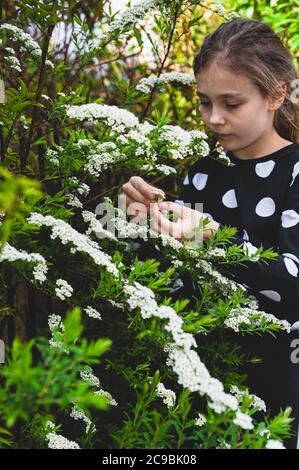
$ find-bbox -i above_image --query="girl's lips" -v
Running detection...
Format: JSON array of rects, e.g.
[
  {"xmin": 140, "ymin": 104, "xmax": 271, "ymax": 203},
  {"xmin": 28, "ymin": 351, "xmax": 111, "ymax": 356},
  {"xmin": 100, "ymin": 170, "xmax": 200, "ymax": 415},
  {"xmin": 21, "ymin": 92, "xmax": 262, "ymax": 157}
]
[{"xmin": 216, "ymin": 133, "xmax": 233, "ymax": 139}]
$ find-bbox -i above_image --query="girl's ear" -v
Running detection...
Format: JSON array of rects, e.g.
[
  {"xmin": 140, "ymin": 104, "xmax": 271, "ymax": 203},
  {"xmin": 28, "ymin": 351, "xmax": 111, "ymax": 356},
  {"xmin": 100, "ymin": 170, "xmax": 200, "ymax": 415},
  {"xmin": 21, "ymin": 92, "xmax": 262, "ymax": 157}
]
[{"xmin": 268, "ymin": 81, "xmax": 287, "ymax": 111}]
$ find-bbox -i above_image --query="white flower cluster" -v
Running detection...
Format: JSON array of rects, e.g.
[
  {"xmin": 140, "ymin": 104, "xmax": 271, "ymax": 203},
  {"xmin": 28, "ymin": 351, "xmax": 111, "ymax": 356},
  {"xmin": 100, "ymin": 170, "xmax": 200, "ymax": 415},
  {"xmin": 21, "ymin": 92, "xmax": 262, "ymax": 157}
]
[
  {"xmin": 195, "ymin": 258, "xmax": 247, "ymax": 297},
  {"xmin": 4, "ymin": 55, "xmax": 21, "ymax": 73},
  {"xmin": 80, "ymin": 367, "xmax": 118, "ymax": 405},
  {"xmin": 212, "ymin": 146, "xmax": 235, "ymax": 167},
  {"xmin": 55, "ymin": 278, "xmax": 73, "ymax": 301},
  {"xmin": 233, "ymin": 410, "xmax": 254, "ymax": 430},
  {"xmin": 48, "ymin": 314, "xmax": 65, "ymax": 332},
  {"xmin": 95, "ymin": 389, "xmax": 118, "ymax": 406},
  {"xmin": 156, "ymin": 164, "xmax": 177, "ymax": 175},
  {"xmin": 136, "ymin": 72, "xmax": 196, "ymax": 94},
  {"xmin": 82, "ymin": 210, "xmax": 117, "ymax": 241},
  {"xmin": 66, "ymin": 103, "xmax": 211, "ymax": 173},
  {"xmin": 80, "ymin": 368, "xmax": 101, "ymax": 387},
  {"xmin": 224, "ymin": 306, "xmax": 291, "ymax": 333},
  {"xmin": 117, "ymin": 129, "xmax": 153, "ymax": 159},
  {"xmin": 45, "ymin": 148, "xmax": 60, "ymax": 166},
  {"xmin": 107, "ymin": 0, "xmax": 161, "ymax": 34},
  {"xmin": 66, "ymin": 130, "xmax": 153, "ymax": 177},
  {"xmin": 66, "ymin": 103, "xmax": 139, "ymax": 132},
  {"xmin": 70, "ymin": 405, "xmax": 93, "ymax": 434},
  {"xmin": 67, "ymin": 177, "xmax": 90, "ymax": 197},
  {"xmin": 0, "ymin": 242, "xmax": 48, "ymax": 283},
  {"xmin": 45, "ymin": 421, "xmax": 80, "ymax": 449},
  {"xmin": 67, "ymin": 194, "xmax": 83, "ymax": 209},
  {"xmin": 0, "ymin": 23, "xmax": 53, "ymax": 67},
  {"xmin": 265, "ymin": 439, "xmax": 286, "ymax": 449},
  {"xmin": 153, "ymin": 125, "xmax": 209, "ymax": 160},
  {"xmin": 84, "ymin": 306, "xmax": 102, "ymax": 320},
  {"xmin": 27, "ymin": 212, "xmax": 119, "ymax": 277},
  {"xmin": 48, "ymin": 313, "xmax": 67, "ymax": 351},
  {"xmin": 204, "ymin": 247, "xmax": 227, "ymax": 260},
  {"xmin": 230, "ymin": 385, "xmax": 266, "ymax": 413},
  {"xmin": 141, "ymin": 163, "xmax": 177, "ymax": 175},
  {"xmin": 123, "ymin": 281, "xmax": 243, "ymax": 417},
  {"xmin": 82, "ymin": 141, "xmax": 125, "ymax": 178},
  {"xmin": 112, "ymin": 212, "xmax": 150, "ymax": 241},
  {"xmin": 112, "ymin": 206, "xmax": 185, "ymax": 249},
  {"xmin": 77, "ymin": 183, "xmax": 90, "ymax": 196},
  {"xmin": 195, "ymin": 413, "xmax": 207, "ymax": 427},
  {"xmin": 156, "ymin": 382, "xmax": 176, "ymax": 408}
]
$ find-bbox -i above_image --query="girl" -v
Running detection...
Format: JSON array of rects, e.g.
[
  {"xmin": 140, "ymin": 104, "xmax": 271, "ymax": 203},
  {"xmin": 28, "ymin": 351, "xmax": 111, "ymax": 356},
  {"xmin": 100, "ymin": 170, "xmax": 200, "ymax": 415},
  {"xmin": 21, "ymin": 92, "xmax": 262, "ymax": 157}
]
[{"xmin": 121, "ymin": 18, "xmax": 299, "ymax": 448}]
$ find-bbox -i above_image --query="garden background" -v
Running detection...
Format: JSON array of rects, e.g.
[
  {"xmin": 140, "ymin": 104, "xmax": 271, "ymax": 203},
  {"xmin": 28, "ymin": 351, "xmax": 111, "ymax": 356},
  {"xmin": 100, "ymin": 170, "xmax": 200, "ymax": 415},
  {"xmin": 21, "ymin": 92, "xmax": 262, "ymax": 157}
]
[{"xmin": 0, "ymin": 0, "xmax": 298, "ymax": 449}]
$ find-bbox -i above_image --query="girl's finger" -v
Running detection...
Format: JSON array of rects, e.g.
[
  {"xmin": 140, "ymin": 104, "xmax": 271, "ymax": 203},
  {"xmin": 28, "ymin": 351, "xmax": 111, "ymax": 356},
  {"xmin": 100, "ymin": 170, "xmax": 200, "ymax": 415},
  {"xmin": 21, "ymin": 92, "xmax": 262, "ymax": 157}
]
[
  {"xmin": 152, "ymin": 203, "xmax": 174, "ymax": 237},
  {"xmin": 129, "ymin": 176, "xmax": 158, "ymax": 201},
  {"xmin": 158, "ymin": 201, "xmax": 184, "ymax": 216},
  {"xmin": 127, "ymin": 200, "xmax": 148, "ymax": 221},
  {"xmin": 119, "ymin": 193, "xmax": 132, "ymax": 213},
  {"xmin": 151, "ymin": 202, "xmax": 161, "ymax": 234},
  {"xmin": 122, "ymin": 182, "xmax": 152, "ymax": 208}
]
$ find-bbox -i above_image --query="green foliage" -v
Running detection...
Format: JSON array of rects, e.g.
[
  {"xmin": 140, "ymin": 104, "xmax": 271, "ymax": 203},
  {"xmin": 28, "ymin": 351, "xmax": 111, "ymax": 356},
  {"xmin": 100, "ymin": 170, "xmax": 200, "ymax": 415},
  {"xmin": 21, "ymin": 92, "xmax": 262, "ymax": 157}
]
[
  {"xmin": 0, "ymin": 0, "xmax": 297, "ymax": 450},
  {"xmin": 0, "ymin": 307, "xmax": 110, "ymax": 447}
]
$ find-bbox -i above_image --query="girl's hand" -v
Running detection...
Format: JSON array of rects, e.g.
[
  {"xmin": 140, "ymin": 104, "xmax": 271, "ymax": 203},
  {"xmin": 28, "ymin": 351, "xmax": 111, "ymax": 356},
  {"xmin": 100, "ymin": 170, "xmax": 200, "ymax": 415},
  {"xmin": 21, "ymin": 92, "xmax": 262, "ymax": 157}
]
[
  {"xmin": 152, "ymin": 201, "xmax": 220, "ymax": 243},
  {"xmin": 120, "ymin": 176, "xmax": 164, "ymax": 223}
]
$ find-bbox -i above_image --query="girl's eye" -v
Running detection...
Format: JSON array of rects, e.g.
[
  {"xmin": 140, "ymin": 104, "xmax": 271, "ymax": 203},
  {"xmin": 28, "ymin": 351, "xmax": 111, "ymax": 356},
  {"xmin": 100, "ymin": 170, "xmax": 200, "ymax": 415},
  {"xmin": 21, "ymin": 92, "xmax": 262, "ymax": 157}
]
[{"xmin": 200, "ymin": 102, "xmax": 240, "ymax": 109}]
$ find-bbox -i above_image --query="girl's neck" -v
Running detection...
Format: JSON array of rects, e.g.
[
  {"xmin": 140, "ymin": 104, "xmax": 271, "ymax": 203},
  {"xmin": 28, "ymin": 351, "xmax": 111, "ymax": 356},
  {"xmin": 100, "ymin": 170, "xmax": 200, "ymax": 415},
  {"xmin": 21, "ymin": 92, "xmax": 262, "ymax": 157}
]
[{"xmin": 231, "ymin": 130, "xmax": 293, "ymax": 160}]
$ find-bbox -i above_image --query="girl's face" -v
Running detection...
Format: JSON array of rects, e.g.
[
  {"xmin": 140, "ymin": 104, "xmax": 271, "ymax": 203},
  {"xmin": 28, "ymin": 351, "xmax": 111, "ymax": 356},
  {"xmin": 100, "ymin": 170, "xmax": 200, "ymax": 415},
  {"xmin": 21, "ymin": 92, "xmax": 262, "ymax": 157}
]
[{"xmin": 196, "ymin": 61, "xmax": 280, "ymax": 155}]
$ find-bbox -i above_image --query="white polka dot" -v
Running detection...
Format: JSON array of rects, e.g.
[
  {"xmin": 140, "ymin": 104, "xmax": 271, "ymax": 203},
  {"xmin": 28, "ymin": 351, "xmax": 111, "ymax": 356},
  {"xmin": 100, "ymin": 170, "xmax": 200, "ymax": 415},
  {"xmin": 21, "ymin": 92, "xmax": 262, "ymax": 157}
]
[
  {"xmin": 290, "ymin": 162, "xmax": 299, "ymax": 186},
  {"xmin": 222, "ymin": 189, "xmax": 238, "ymax": 208},
  {"xmin": 255, "ymin": 197, "xmax": 276, "ymax": 217},
  {"xmin": 282, "ymin": 252, "xmax": 299, "ymax": 264},
  {"xmin": 283, "ymin": 257, "xmax": 298, "ymax": 277},
  {"xmin": 183, "ymin": 174, "xmax": 189, "ymax": 185},
  {"xmin": 281, "ymin": 209, "xmax": 299, "ymax": 228},
  {"xmin": 255, "ymin": 160, "xmax": 275, "ymax": 178},
  {"xmin": 243, "ymin": 229, "xmax": 249, "ymax": 241},
  {"xmin": 243, "ymin": 241, "xmax": 260, "ymax": 262},
  {"xmin": 192, "ymin": 172, "xmax": 208, "ymax": 191},
  {"xmin": 259, "ymin": 290, "xmax": 281, "ymax": 302},
  {"xmin": 174, "ymin": 199, "xmax": 184, "ymax": 206}
]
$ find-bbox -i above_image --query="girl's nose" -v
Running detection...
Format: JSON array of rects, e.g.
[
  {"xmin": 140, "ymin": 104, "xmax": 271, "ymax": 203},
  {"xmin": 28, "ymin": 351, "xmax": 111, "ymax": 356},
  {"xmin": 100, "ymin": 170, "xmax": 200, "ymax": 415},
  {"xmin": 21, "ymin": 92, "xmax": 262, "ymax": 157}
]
[{"xmin": 208, "ymin": 108, "xmax": 225, "ymax": 126}]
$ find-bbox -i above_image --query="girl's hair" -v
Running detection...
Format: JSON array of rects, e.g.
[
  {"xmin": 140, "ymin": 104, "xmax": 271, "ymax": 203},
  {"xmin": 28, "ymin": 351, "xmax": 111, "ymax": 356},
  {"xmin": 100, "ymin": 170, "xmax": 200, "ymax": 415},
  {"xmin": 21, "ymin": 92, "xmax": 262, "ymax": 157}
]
[{"xmin": 193, "ymin": 18, "xmax": 299, "ymax": 143}]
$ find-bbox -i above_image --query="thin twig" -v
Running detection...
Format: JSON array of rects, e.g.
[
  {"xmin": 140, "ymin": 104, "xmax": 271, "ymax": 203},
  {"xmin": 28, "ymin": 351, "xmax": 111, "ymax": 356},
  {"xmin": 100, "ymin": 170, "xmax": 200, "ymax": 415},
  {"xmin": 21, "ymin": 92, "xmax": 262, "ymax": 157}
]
[
  {"xmin": 22, "ymin": 23, "xmax": 55, "ymax": 168},
  {"xmin": 140, "ymin": 4, "xmax": 180, "ymax": 121}
]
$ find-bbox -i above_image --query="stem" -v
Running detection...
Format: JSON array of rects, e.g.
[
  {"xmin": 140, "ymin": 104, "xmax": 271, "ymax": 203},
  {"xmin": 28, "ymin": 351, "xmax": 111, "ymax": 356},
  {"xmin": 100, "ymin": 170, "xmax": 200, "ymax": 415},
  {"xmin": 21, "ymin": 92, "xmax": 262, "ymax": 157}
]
[
  {"xmin": 140, "ymin": 4, "xmax": 180, "ymax": 121},
  {"xmin": 22, "ymin": 23, "xmax": 55, "ymax": 167}
]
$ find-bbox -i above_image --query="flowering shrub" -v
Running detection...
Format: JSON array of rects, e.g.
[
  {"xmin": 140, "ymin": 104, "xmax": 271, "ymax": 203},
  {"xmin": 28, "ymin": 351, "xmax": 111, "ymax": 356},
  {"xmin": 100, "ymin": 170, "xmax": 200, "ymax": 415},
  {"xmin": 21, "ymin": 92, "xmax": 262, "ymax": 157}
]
[{"xmin": 0, "ymin": 0, "xmax": 297, "ymax": 449}]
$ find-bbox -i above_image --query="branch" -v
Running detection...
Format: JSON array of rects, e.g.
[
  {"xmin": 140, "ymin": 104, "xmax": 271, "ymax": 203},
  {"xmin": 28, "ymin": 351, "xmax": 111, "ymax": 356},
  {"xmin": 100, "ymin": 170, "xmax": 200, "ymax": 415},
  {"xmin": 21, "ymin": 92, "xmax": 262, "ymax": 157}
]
[
  {"xmin": 22, "ymin": 23, "xmax": 55, "ymax": 169},
  {"xmin": 140, "ymin": 4, "xmax": 180, "ymax": 121}
]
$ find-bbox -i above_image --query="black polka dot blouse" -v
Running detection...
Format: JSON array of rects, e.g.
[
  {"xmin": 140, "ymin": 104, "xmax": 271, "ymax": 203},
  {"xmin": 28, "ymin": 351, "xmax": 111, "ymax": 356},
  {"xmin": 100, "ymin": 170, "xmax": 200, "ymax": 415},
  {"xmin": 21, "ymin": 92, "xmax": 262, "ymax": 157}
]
[{"xmin": 177, "ymin": 142, "xmax": 299, "ymax": 326}]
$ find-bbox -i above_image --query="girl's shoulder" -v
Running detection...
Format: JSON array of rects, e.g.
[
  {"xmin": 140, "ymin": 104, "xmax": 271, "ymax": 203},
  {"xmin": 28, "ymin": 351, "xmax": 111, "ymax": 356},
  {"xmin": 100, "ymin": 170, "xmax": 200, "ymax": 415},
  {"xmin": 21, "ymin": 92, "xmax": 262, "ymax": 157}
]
[{"xmin": 184, "ymin": 143, "xmax": 299, "ymax": 179}]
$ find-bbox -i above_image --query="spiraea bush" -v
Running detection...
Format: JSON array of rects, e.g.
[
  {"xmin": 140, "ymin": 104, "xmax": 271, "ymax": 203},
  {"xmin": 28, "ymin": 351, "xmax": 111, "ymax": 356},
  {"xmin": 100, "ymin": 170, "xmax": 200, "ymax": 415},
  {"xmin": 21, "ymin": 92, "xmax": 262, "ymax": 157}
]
[{"xmin": 0, "ymin": 0, "xmax": 297, "ymax": 449}]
